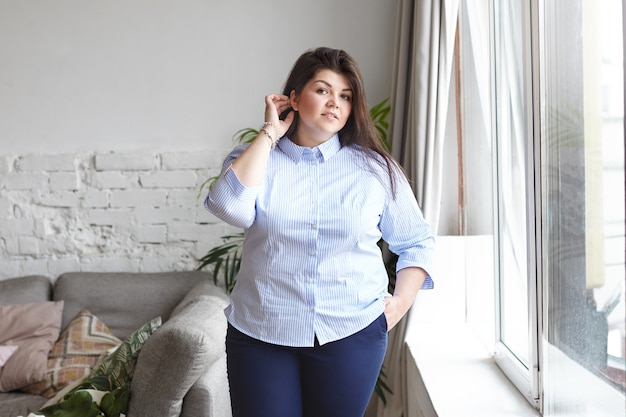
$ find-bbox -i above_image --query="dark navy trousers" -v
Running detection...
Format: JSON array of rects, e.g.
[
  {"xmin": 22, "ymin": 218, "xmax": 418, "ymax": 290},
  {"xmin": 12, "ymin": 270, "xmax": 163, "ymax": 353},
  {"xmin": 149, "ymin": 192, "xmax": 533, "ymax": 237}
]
[{"xmin": 226, "ymin": 314, "xmax": 388, "ymax": 417}]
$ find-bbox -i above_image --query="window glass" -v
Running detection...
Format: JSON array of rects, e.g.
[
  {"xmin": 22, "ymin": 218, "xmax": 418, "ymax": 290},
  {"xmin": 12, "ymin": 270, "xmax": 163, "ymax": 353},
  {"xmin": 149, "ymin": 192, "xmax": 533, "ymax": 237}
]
[
  {"xmin": 493, "ymin": 0, "xmax": 530, "ymax": 366},
  {"xmin": 542, "ymin": 0, "xmax": 625, "ymax": 414},
  {"xmin": 456, "ymin": 0, "xmax": 495, "ymax": 348}
]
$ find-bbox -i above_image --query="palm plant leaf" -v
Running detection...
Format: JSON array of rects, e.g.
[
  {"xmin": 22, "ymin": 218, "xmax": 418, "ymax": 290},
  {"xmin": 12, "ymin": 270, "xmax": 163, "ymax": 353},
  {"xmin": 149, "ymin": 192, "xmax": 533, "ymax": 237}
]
[
  {"xmin": 369, "ymin": 98, "xmax": 391, "ymax": 151},
  {"xmin": 234, "ymin": 127, "xmax": 260, "ymax": 144},
  {"xmin": 373, "ymin": 366, "xmax": 393, "ymax": 405},
  {"xmin": 196, "ymin": 233, "xmax": 244, "ymax": 291}
]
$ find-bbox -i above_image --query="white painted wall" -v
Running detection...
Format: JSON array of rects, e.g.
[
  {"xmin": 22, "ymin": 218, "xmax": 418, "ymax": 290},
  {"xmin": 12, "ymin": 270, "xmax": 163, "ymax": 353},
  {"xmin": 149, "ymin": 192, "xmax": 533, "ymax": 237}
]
[
  {"xmin": 0, "ymin": 0, "xmax": 397, "ymax": 154},
  {"xmin": 0, "ymin": 1, "xmax": 399, "ymax": 280}
]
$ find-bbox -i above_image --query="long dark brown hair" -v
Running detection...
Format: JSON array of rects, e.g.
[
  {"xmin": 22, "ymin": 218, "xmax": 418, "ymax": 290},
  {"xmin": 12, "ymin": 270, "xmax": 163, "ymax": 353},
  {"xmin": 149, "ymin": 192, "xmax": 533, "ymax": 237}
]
[{"xmin": 281, "ymin": 47, "xmax": 401, "ymax": 196}]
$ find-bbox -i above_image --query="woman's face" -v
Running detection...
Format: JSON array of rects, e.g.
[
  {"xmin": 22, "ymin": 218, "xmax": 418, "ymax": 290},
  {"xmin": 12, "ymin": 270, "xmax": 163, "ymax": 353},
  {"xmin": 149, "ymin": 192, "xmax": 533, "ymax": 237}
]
[{"xmin": 290, "ymin": 69, "xmax": 353, "ymax": 147}]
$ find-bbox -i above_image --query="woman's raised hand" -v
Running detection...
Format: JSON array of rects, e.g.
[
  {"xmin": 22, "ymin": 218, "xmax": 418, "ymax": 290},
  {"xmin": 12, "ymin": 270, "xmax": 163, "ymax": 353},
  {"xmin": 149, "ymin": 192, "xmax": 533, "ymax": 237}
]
[{"xmin": 264, "ymin": 94, "xmax": 295, "ymax": 138}]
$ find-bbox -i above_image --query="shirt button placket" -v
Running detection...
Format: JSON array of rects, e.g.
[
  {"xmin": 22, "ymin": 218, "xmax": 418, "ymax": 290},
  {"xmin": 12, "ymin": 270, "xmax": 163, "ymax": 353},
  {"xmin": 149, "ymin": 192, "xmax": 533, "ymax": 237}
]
[{"xmin": 305, "ymin": 150, "xmax": 320, "ymax": 314}]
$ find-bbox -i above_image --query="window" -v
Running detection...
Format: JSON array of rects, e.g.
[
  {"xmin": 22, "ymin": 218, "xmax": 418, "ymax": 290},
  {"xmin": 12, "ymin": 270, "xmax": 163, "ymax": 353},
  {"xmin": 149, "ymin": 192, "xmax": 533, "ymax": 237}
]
[{"xmin": 456, "ymin": 0, "xmax": 625, "ymax": 414}]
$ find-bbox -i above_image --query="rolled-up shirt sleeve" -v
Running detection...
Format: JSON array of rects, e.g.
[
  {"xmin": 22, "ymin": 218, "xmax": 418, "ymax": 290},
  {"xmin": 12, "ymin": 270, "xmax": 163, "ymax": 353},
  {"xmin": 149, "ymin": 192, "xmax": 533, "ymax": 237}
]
[
  {"xmin": 379, "ymin": 175, "xmax": 436, "ymax": 290},
  {"xmin": 204, "ymin": 145, "xmax": 259, "ymax": 229}
]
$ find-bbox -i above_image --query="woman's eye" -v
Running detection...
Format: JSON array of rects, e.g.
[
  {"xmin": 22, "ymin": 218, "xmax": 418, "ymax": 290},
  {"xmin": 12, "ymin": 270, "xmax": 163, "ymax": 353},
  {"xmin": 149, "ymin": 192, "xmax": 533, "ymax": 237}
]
[
  {"xmin": 342, "ymin": 95, "xmax": 352, "ymax": 101},
  {"xmin": 317, "ymin": 89, "xmax": 328, "ymax": 94}
]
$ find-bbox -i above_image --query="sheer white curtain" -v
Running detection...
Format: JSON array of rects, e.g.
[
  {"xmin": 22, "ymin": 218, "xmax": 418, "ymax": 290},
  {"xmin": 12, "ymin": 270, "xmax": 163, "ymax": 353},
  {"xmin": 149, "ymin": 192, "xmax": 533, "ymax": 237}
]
[{"xmin": 366, "ymin": 1, "xmax": 459, "ymax": 416}]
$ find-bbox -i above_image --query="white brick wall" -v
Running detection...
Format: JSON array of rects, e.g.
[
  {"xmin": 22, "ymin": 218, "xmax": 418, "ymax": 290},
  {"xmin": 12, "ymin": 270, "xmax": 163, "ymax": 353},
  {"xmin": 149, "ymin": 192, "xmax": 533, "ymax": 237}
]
[{"xmin": 0, "ymin": 151, "xmax": 229, "ymax": 280}]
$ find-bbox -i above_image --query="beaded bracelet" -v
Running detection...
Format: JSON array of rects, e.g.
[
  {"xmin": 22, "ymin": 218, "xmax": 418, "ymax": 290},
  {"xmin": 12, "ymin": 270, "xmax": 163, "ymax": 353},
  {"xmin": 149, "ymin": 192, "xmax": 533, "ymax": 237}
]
[
  {"xmin": 260, "ymin": 128, "xmax": 277, "ymax": 149},
  {"xmin": 260, "ymin": 122, "xmax": 279, "ymax": 149}
]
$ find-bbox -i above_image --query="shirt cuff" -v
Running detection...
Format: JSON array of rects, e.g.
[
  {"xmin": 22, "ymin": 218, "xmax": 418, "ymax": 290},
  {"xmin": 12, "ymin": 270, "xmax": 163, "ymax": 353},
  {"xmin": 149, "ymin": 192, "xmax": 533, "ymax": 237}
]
[{"xmin": 396, "ymin": 259, "xmax": 435, "ymax": 290}]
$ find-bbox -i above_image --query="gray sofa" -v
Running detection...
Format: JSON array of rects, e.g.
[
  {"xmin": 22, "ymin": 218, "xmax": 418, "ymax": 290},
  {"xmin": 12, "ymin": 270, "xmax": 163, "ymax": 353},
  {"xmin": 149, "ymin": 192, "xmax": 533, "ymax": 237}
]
[{"xmin": 0, "ymin": 271, "xmax": 232, "ymax": 417}]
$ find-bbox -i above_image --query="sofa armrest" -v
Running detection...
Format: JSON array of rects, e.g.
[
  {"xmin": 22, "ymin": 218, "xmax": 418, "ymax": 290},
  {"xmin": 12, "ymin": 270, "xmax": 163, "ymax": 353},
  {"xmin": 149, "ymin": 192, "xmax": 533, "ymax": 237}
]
[
  {"xmin": 180, "ymin": 354, "xmax": 231, "ymax": 417},
  {"xmin": 127, "ymin": 285, "xmax": 229, "ymax": 417}
]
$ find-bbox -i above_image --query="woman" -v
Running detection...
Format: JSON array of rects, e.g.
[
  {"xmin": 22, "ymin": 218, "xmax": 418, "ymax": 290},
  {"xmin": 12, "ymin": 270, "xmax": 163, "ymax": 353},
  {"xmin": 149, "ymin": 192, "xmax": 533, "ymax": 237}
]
[{"xmin": 205, "ymin": 47, "xmax": 434, "ymax": 417}]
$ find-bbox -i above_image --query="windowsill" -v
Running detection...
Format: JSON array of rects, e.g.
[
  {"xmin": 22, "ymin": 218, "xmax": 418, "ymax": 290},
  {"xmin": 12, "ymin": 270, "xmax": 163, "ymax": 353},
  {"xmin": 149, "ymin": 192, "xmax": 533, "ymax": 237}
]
[{"xmin": 405, "ymin": 322, "xmax": 541, "ymax": 417}]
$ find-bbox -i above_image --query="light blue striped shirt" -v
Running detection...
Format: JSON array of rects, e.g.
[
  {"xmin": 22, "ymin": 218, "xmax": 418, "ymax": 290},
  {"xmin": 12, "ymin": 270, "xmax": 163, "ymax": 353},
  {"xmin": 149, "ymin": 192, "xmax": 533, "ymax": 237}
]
[{"xmin": 205, "ymin": 134, "xmax": 435, "ymax": 347}]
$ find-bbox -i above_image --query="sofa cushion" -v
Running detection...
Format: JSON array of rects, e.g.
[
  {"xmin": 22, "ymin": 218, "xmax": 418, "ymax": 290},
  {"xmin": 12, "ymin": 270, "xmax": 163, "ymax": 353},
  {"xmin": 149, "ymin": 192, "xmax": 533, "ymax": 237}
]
[
  {"xmin": 0, "ymin": 301, "xmax": 64, "ymax": 392},
  {"xmin": 0, "ymin": 391, "xmax": 48, "ymax": 417},
  {"xmin": 128, "ymin": 281, "xmax": 229, "ymax": 417},
  {"xmin": 0, "ymin": 276, "xmax": 51, "ymax": 306},
  {"xmin": 53, "ymin": 272, "xmax": 210, "ymax": 339},
  {"xmin": 23, "ymin": 309, "xmax": 122, "ymax": 398}
]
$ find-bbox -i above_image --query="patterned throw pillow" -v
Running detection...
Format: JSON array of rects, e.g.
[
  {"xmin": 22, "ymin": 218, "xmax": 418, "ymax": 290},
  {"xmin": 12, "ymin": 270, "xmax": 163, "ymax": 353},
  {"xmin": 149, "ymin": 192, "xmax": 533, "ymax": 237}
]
[
  {"xmin": 37, "ymin": 317, "xmax": 162, "ymax": 417},
  {"xmin": 23, "ymin": 309, "xmax": 122, "ymax": 398}
]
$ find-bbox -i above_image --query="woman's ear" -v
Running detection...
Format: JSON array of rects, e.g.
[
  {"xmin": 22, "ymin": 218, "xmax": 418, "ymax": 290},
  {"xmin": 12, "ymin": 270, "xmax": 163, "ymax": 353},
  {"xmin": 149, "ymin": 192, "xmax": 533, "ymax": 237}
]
[{"xmin": 289, "ymin": 90, "xmax": 299, "ymax": 111}]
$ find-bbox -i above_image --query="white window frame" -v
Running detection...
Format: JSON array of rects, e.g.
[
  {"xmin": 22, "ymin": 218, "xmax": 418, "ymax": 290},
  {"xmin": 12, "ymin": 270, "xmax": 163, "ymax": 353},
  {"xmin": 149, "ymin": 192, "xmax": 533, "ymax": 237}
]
[{"xmin": 490, "ymin": 0, "xmax": 542, "ymax": 408}]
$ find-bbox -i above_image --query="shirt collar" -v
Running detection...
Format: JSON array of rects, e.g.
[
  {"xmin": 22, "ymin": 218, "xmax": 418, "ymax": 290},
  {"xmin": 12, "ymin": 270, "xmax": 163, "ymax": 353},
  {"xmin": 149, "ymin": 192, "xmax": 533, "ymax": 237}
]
[{"xmin": 278, "ymin": 134, "xmax": 341, "ymax": 163}]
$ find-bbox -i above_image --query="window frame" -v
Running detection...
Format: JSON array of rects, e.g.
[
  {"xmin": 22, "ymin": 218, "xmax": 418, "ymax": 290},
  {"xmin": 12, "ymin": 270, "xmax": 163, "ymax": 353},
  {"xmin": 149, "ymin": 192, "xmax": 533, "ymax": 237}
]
[{"xmin": 490, "ymin": 0, "xmax": 542, "ymax": 409}]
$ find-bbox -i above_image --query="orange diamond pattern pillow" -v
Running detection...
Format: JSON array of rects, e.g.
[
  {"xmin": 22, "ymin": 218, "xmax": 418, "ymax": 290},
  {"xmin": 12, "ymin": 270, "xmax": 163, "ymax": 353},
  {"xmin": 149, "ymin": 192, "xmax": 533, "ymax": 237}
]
[{"xmin": 23, "ymin": 309, "xmax": 122, "ymax": 398}]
